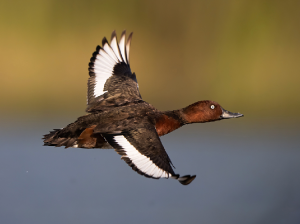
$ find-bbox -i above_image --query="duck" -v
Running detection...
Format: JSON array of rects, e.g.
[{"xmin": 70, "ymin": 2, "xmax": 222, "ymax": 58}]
[{"xmin": 43, "ymin": 30, "xmax": 243, "ymax": 186}]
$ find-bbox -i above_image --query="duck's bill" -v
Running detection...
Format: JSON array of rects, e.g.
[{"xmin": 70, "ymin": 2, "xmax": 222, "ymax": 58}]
[{"xmin": 221, "ymin": 108, "xmax": 244, "ymax": 119}]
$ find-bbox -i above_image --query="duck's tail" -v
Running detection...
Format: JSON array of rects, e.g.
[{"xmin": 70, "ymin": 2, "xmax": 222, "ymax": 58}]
[
  {"xmin": 43, "ymin": 129, "xmax": 78, "ymax": 148},
  {"xmin": 43, "ymin": 126, "xmax": 113, "ymax": 149}
]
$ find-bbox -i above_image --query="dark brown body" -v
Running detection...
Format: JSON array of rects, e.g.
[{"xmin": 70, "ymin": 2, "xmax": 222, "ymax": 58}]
[
  {"xmin": 44, "ymin": 100, "xmax": 231, "ymax": 149},
  {"xmin": 44, "ymin": 101, "xmax": 188, "ymax": 149}
]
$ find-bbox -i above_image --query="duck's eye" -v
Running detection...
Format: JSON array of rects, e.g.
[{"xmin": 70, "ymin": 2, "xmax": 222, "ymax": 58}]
[{"xmin": 210, "ymin": 105, "xmax": 215, "ymax": 109}]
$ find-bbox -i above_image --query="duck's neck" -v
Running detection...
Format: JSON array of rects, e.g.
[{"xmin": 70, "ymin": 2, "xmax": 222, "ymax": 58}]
[
  {"xmin": 155, "ymin": 102, "xmax": 214, "ymax": 136},
  {"xmin": 155, "ymin": 109, "xmax": 186, "ymax": 136}
]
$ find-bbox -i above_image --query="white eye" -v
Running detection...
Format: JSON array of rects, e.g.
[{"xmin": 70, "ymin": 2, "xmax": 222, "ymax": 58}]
[{"xmin": 210, "ymin": 105, "xmax": 215, "ymax": 109}]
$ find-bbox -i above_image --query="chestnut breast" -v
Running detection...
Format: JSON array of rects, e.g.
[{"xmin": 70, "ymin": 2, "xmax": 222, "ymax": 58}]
[{"xmin": 155, "ymin": 114, "xmax": 182, "ymax": 136}]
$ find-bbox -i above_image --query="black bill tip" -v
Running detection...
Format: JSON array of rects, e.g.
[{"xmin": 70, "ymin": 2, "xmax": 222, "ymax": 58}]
[{"xmin": 221, "ymin": 108, "xmax": 244, "ymax": 119}]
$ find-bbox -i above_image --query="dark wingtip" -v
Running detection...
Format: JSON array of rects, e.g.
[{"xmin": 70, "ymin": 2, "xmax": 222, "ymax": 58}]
[
  {"xmin": 178, "ymin": 175, "xmax": 196, "ymax": 185},
  {"xmin": 111, "ymin": 30, "xmax": 117, "ymax": 41},
  {"xmin": 102, "ymin": 37, "xmax": 108, "ymax": 46},
  {"xmin": 96, "ymin": 45, "xmax": 101, "ymax": 52},
  {"xmin": 121, "ymin": 30, "xmax": 126, "ymax": 37},
  {"xmin": 127, "ymin": 32, "xmax": 133, "ymax": 44}
]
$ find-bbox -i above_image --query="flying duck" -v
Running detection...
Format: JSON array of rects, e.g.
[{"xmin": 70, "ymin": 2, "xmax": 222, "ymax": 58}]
[{"xmin": 43, "ymin": 30, "xmax": 243, "ymax": 185}]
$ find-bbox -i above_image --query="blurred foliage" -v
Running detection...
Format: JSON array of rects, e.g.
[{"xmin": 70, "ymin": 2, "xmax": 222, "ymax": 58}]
[{"xmin": 1, "ymin": 0, "xmax": 299, "ymax": 119}]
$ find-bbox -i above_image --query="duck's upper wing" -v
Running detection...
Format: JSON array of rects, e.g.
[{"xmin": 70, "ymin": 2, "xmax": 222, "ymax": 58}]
[
  {"xmin": 100, "ymin": 122, "xmax": 196, "ymax": 185},
  {"xmin": 87, "ymin": 31, "xmax": 142, "ymax": 113}
]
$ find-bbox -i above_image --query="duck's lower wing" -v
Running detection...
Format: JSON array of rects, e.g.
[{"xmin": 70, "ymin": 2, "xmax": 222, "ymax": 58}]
[{"xmin": 102, "ymin": 124, "xmax": 196, "ymax": 185}]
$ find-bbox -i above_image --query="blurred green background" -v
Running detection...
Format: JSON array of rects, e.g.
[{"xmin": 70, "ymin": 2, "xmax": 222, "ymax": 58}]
[
  {"xmin": 1, "ymin": 0, "xmax": 299, "ymax": 120},
  {"xmin": 1, "ymin": 1, "xmax": 300, "ymax": 224}
]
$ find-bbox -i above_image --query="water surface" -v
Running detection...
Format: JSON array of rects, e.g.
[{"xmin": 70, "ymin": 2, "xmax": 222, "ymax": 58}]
[{"xmin": 0, "ymin": 118, "xmax": 299, "ymax": 224}]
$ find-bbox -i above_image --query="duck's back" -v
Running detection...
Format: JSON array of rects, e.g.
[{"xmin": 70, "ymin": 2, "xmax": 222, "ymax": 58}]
[{"xmin": 43, "ymin": 101, "xmax": 157, "ymax": 149}]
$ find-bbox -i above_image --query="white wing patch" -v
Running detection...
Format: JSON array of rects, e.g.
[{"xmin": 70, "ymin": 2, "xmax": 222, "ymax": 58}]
[
  {"xmin": 92, "ymin": 48, "xmax": 116, "ymax": 97},
  {"xmin": 126, "ymin": 33, "xmax": 133, "ymax": 66},
  {"xmin": 90, "ymin": 31, "xmax": 132, "ymax": 99},
  {"xmin": 113, "ymin": 135, "xmax": 170, "ymax": 179},
  {"xmin": 119, "ymin": 31, "xmax": 127, "ymax": 64},
  {"xmin": 110, "ymin": 35, "xmax": 123, "ymax": 62}
]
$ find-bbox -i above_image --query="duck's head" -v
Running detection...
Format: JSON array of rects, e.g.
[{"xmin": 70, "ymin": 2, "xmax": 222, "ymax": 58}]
[{"xmin": 182, "ymin": 100, "xmax": 243, "ymax": 124}]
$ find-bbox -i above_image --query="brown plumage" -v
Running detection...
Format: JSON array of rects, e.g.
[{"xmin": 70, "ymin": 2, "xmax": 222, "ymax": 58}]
[
  {"xmin": 43, "ymin": 31, "xmax": 243, "ymax": 185},
  {"xmin": 155, "ymin": 114, "xmax": 182, "ymax": 137}
]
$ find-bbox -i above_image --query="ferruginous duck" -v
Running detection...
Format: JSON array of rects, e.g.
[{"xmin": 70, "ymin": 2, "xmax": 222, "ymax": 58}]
[{"xmin": 43, "ymin": 31, "xmax": 243, "ymax": 185}]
